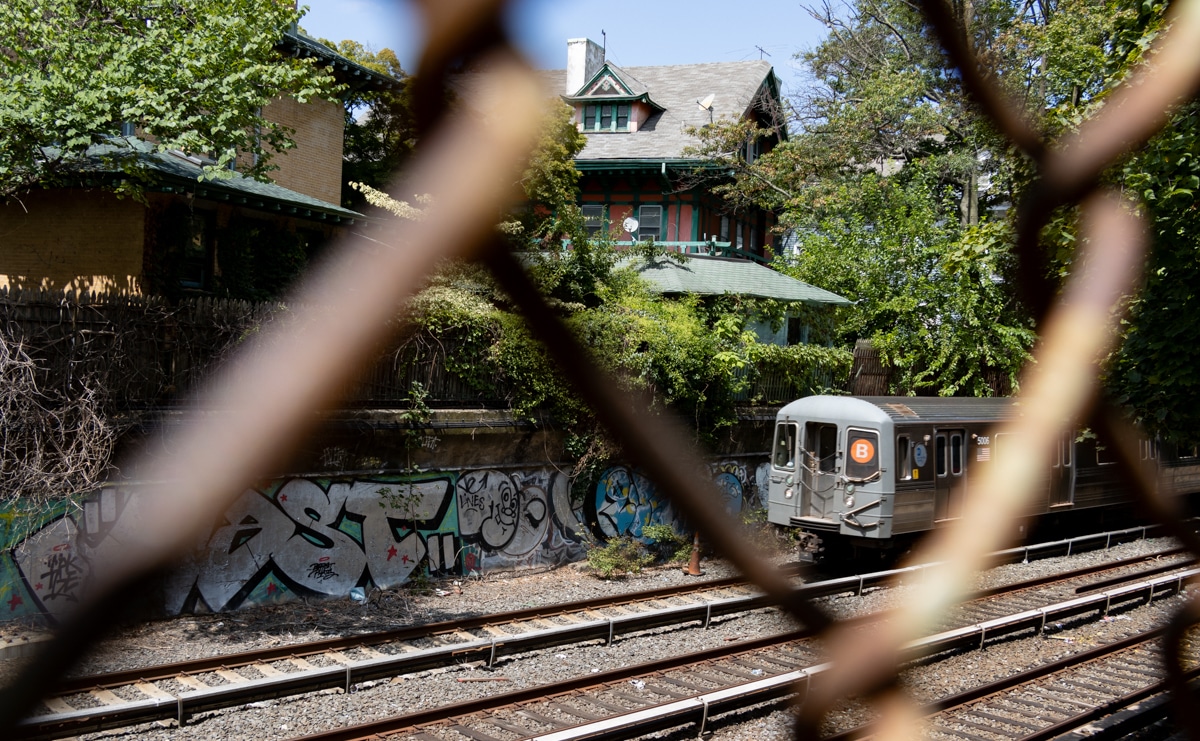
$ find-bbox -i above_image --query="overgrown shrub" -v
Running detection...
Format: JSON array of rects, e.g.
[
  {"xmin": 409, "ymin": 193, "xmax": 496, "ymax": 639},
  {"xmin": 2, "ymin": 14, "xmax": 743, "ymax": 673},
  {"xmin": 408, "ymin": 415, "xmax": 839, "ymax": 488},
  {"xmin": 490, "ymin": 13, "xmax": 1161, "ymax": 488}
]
[
  {"xmin": 642, "ymin": 523, "xmax": 693, "ymax": 563},
  {"xmin": 585, "ymin": 536, "xmax": 654, "ymax": 578}
]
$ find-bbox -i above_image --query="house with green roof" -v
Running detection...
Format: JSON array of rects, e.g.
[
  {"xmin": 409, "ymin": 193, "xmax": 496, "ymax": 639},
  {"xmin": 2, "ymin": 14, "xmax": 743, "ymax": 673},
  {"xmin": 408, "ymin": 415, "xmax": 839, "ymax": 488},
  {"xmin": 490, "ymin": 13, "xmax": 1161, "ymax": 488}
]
[
  {"xmin": 0, "ymin": 31, "xmax": 396, "ymax": 298},
  {"xmin": 630, "ymin": 254, "xmax": 850, "ymax": 345},
  {"xmin": 542, "ymin": 38, "xmax": 785, "ymax": 261}
]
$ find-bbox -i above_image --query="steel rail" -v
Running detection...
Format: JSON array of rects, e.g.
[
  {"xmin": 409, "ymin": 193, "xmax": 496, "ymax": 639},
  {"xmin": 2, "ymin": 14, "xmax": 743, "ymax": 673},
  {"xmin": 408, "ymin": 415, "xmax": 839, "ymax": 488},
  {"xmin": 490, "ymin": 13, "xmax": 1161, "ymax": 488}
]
[
  {"xmin": 48, "ymin": 568, "xmax": 791, "ymax": 693},
  {"xmin": 15, "ymin": 547, "xmax": 1189, "ymax": 739},
  {"xmin": 278, "ymin": 568, "xmax": 1200, "ymax": 741},
  {"xmin": 45, "ymin": 538, "xmax": 1182, "ymax": 694},
  {"xmin": 822, "ymin": 628, "xmax": 1175, "ymax": 741}
]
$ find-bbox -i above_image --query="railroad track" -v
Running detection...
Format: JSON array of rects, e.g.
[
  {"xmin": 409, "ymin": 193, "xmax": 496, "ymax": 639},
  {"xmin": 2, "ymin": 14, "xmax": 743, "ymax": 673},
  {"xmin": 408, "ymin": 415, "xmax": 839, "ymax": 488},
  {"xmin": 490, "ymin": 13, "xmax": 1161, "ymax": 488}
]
[
  {"xmin": 15, "ymin": 538, "xmax": 1192, "ymax": 739},
  {"xmin": 828, "ymin": 629, "xmax": 1200, "ymax": 741},
  {"xmin": 280, "ymin": 567, "xmax": 1200, "ymax": 741}
]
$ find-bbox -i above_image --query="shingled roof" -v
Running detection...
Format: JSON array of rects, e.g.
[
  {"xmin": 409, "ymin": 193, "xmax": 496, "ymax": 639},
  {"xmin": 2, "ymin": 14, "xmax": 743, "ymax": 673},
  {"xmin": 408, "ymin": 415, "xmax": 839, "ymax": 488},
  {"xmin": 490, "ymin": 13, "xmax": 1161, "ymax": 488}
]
[
  {"xmin": 628, "ymin": 255, "xmax": 851, "ymax": 306},
  {"xmin": 538, "ymin": 59, "xmax": 778, "ymax": 162},
  {"xmin": 57, "ymin": 137, "xmax": 361, "ymax": 223}
]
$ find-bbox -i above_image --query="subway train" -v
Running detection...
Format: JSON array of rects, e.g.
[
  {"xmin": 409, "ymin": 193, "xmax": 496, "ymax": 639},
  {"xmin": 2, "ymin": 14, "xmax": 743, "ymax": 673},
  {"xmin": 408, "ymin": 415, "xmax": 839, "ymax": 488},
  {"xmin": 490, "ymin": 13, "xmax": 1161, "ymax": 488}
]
[{"xmin": 766, "ymin": 395, "xmax": 1200, "ymax": 559}]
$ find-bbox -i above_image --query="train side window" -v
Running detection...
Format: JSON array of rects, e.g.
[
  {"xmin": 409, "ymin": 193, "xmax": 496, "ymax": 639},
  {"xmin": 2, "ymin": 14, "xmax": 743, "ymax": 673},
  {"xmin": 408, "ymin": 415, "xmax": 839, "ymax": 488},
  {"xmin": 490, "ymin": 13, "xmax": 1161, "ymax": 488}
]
[
  {"xmin": 1061, "ymin": 435, "xmax": 1073, "ymax": 468},
  {"xmin": 950, "ymin": 433, "xmax": 964, "ymax": 476},
  {"xmin": 773, "ymin": 423, "xmax": 798, "ymax": 470},
  {"xmin": 994, "ymin": 433, "xmax": 1012, "ymax": 463},
  {"xmin": 1140, "ymin": 439, "xmax": 1158, "ymax": 461},
  {"xmin": 936, "ymin": 434, "xmax": 947, "ymax": 477},
  {"xmin": 1181, "ymin": 446, "xmax": 1198, "ymax": 460},
  {"xmin": 896, "ymin": 435, "xmax": 912, "ymax": 481},
  {"xmin": 1097, "ymin": 445, "xmax": 1116, "ymax": 465}
]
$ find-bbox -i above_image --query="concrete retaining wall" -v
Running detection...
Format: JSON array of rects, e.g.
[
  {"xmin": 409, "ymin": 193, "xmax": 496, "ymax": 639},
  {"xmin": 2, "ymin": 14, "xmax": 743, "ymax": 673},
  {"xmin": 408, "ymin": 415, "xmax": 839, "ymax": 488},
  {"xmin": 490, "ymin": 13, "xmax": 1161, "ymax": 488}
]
[{"xmin": 0, "ymin": 409, "xmax": 774, "ymax": 624}]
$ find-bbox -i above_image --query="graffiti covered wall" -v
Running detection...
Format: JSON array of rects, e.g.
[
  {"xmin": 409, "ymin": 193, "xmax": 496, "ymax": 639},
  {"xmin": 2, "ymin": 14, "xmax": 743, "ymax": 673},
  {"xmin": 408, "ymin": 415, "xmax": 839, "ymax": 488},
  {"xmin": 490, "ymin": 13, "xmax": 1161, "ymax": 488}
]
[
  {"xmin": 0, "ymin": 458, "xmax": 767, "ymax": 622},
  {"xmin": 586, "ymin": 459, "xmax": 767, "ymax": 539}
]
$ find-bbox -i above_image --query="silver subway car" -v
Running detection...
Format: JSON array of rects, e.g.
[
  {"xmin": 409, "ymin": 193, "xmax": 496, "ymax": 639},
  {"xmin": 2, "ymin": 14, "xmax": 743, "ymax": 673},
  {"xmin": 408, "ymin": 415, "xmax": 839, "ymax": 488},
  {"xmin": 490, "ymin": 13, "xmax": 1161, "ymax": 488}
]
[
  {"xmin": 769, "ymin": 396, "xmax": 1020, "ymax": 557},
  {"xmin": 769, "ymin": 395, "xmax": 1200, "ymax": 559}
]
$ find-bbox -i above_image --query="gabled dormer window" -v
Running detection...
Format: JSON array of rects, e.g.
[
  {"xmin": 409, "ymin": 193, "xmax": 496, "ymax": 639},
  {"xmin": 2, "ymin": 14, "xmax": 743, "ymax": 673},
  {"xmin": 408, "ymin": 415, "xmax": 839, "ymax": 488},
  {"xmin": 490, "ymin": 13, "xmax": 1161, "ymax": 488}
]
[{"xmin": 583, "ymin": 104, "xmax": 630, "ymax": 132}]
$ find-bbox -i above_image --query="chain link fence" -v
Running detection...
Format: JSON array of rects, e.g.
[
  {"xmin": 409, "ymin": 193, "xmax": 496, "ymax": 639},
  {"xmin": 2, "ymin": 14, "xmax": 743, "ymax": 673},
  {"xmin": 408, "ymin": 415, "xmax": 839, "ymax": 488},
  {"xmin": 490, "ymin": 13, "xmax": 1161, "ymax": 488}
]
[{"xmin": 3, "ymin": 0, "xmax": 1200, "ymax": 737}]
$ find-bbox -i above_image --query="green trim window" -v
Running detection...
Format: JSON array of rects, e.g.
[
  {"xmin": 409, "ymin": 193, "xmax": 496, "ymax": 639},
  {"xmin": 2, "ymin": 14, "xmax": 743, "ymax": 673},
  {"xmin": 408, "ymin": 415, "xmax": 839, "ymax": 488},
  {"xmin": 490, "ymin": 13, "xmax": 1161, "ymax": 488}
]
[
  {"xmin": 582, "ymin": 204, "xmax": 606, "ymax": 236},
  {"xmin": 583, "ymin": 103, "xmax": 631, "ymax": 132},
  {"xmin": 638, "ymin": 205, "xmax": 662, "ymax": 240}
]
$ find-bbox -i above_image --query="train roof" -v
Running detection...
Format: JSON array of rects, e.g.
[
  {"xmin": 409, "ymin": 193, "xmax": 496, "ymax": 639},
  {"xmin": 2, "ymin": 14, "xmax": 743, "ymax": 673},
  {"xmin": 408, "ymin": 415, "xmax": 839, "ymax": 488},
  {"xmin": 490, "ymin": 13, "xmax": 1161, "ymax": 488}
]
[{"xmin": 778, "ymin": 395, "xmax": 1018, "ymax": 425}]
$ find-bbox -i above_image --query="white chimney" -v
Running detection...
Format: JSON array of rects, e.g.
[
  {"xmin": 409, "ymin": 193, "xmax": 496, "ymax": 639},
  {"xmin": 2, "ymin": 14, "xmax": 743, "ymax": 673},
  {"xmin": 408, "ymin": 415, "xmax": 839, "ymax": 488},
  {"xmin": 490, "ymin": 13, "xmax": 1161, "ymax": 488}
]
[{"xmin": 566, "ymin": 38, "xmax": 605, "ymax": 95}]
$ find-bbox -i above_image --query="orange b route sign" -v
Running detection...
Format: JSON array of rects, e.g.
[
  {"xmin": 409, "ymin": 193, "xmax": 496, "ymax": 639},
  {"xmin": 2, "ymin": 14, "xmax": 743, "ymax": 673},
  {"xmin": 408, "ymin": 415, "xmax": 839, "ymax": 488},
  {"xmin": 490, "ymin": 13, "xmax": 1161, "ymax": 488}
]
[{"xmin": 850, "ymin": 439, "xmax": 876, "ymax": 464}]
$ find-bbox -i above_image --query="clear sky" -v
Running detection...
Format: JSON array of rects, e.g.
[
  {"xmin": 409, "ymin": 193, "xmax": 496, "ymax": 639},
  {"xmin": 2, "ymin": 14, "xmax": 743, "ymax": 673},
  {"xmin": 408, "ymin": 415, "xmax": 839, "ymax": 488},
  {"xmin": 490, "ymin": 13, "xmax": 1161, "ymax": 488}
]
[{"xmin": 297, "ymin": 0, "xmax": 828, "ymax": 99}]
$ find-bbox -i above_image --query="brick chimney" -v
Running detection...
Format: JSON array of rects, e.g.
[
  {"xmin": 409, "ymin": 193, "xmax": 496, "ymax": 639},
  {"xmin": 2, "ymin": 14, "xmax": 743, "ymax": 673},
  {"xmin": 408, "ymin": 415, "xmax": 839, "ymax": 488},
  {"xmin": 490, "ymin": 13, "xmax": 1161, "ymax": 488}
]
[{"xmin": 566, "ymin": 38, "xmax": 605, "ymax": 95}]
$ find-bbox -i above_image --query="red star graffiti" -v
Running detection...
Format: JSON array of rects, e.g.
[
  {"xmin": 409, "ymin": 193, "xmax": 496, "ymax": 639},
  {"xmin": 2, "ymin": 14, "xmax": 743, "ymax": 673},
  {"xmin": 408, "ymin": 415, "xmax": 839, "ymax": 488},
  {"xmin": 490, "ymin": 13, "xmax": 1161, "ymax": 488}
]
[
  {"xmin": 401, "ymin": 554, "xmax": 411, "ymax": 564},
  {"xmin": 266, "ymin": 582, "xmax": 277, "ymax": 595},
  {"xmin": 279, "ymin": 494, "xmax": 288, "ymax": 502},
  {"xmin": 8, "ymin": 593, "xmax": 22, "ymax": 611},
  {"xmin": 34, "ymin": 583, "xmax": 42, "ymax": 591},
  {"xmin": 386, "ymin": 545, "xmax": 397, "ymax": 561}
]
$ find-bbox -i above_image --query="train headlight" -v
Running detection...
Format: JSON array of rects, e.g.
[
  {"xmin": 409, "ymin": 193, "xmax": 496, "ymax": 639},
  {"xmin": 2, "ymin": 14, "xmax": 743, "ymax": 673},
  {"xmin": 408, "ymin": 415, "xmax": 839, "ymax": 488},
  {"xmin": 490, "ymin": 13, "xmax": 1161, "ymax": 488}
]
[
  {"xmin": 784, "ymin": 487, "xmax": 793, "ymax": 499},
  {"xmin": 844, "ymin": 494, "xmax": 854, "ymax": 508}
]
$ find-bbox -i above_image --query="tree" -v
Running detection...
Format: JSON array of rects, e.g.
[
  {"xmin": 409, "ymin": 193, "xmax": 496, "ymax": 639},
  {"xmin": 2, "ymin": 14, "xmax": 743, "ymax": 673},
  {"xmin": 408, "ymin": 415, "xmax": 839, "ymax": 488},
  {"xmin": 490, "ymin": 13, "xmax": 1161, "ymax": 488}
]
[
  {"xmin": 320, "ymin": 41, "xmax": 416, "ymax": 211},
  {"xmin": 1099, "ymin": 5, "xmax": 1200, "ymax": 441},
  {"xmin": 0, "ymin": 0, "xmax": 336, "ymax": 199},
  {"xmin": 687, "ymin": 0, "xmax": 1158, "ymax": 396}
]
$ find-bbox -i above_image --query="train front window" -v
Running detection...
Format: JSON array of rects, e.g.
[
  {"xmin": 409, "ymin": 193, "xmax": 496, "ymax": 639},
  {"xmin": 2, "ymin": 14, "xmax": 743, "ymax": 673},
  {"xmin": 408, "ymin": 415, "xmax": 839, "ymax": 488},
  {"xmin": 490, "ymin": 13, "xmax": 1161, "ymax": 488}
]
[
  {"xmin": 773, "ymin": 422, "xmax": 798, "ymax": 470},
  {"xmin": 846, "ymin": 429, "xmax": 880, "ymax": 480},
  {"xmin": 936, "ymin": 434, "xmax": 947, "ymax": 477}
]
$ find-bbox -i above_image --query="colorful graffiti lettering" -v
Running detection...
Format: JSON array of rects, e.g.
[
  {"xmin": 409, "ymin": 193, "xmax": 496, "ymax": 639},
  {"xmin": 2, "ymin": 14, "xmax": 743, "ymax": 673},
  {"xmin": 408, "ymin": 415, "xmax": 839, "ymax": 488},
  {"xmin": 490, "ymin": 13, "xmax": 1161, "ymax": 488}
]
[
  {"xmin": 0, "ymin": 458, "xmax": 763, "ymax": 624},
  {"xmin": 588, "ymin": 460, "xmax": 759, "ymax": 542}
]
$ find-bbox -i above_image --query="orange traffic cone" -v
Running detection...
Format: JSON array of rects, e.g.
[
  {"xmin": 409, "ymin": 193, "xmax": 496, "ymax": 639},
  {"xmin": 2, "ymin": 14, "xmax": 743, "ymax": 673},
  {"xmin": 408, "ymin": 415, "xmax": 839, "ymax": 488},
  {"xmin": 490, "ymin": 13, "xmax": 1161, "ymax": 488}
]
[{"xmin": 682, "ymin": 530, "xmax": 704, "ymax": 576}]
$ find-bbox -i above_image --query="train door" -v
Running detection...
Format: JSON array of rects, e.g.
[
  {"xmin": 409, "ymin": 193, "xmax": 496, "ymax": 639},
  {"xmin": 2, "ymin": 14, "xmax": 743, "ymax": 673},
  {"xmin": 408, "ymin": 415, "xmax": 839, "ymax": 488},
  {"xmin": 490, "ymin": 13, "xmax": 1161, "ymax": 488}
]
[
  {"xmin": 934, "ymin": 428, "xmax": 968, "ymax": 520},
  {"xmin": 802, "ymin": 421, "xmax": 839, "ymax": 519},
  {"xmin": 1049, "ymin": 432, "xmax": 1076, "ymax": 506}
]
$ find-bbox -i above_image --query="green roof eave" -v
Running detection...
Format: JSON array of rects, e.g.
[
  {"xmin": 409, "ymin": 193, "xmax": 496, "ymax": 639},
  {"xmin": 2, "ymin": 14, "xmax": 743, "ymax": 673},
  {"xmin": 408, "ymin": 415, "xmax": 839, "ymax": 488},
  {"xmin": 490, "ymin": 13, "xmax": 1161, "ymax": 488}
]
[
  {"xmin": 155, "ymin": 171, "xmax": 361, "ymax": 224},
  {"xmin": 574, "ymin": 158, "xmax": 721, "ymax": 171},
  {"xmin": 53, "ymin": 137, "xmax": 363, "ymax": 225},
  {"xmin": 281, "ymin": 30, "xmax": 401, "ymax": 93},
  {"xmin": 561, "ymin": 92, "xmax": 664, "ymax": 112}
]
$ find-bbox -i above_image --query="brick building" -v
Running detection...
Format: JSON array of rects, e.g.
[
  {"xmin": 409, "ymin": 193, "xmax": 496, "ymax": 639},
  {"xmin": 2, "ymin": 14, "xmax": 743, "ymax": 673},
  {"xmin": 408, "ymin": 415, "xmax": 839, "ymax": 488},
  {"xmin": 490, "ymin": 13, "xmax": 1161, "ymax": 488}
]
[{"xmin": 0, "ymin": 31, "xmax": 396, "ymax": 297}]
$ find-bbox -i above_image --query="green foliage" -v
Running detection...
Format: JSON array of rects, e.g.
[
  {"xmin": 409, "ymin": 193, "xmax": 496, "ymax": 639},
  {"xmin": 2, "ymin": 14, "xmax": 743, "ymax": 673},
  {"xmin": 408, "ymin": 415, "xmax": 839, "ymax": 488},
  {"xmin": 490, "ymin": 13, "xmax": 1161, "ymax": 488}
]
[
  {"xmin": 503, "ymin": 103, "xmax": 589, "ymax": 246},
  {"xmin": 744, "ymin": 343, "xmax": 855, "ymax": 402},
  {"xmin": 685, "ymin": 1, "xmax": 1177, "ymax": 397},
  {"xmin": 642, "ymin": 524, "xmax": 692, "ymax": 563},
  {"xmin": 321, "ymin": 41, "xmax": 415, "ymax": 211},
  {"xmin": 773, "ymin": 172, "xmax": 1033, "ymax": 395},
  {"xmin": 0, "ymin": 0, "xmax": 337, "ymax": 199},
  {"xmin": 214, "ymin": 217, "xmax": 308, "ymax": 301},
  {"xmin": 400, "ymin": 250, "xmax": 853, "ymax": 444},
  {"xmin": 584, "ymin": 536, "xmax": 653, "ymax": 578},
  {"xmin": 1105, "ymin": 95, "xmax": 1200, "ymax": 441}
]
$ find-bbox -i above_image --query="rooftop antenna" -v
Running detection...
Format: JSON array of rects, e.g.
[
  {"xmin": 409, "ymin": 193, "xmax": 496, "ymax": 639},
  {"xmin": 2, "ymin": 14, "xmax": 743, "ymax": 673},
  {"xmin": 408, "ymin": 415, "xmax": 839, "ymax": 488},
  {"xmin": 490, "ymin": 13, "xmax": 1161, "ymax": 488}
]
[{"xmin": 755, "ymin": 45, "xmax": 771, "ymax": 60}]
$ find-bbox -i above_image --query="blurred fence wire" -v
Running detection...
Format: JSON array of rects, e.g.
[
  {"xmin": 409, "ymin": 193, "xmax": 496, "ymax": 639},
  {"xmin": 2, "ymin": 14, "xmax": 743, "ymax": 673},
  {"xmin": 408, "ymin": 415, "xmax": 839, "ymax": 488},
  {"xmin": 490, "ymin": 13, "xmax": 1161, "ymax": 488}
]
[{"xmin": 4, "ymin": 0, "xmax": 1200, "ymax": 737}]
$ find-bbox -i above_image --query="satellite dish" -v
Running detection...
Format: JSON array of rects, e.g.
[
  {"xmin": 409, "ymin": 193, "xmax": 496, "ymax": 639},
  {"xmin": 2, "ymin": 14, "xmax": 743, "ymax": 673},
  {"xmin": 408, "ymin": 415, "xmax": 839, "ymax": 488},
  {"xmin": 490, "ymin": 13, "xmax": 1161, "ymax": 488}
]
[
  {"xmin": 697, "ymin": 94, "xmax": 715, "ymax": 111},
  {"xmin": 622, "ymin": 217, "xmax": 639, "ymax": 234}
]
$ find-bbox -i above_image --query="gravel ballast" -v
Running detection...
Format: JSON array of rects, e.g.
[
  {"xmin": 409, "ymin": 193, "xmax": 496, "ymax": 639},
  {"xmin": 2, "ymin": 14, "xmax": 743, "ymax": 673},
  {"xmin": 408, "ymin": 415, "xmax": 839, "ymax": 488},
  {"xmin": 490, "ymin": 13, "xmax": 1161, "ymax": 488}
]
[{"xmin": 0, "ymin": 535, "xmax": 1191, "ymax": 740}]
